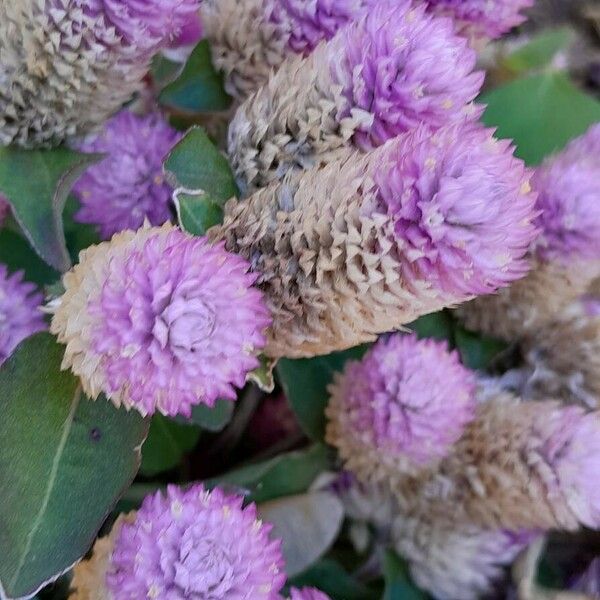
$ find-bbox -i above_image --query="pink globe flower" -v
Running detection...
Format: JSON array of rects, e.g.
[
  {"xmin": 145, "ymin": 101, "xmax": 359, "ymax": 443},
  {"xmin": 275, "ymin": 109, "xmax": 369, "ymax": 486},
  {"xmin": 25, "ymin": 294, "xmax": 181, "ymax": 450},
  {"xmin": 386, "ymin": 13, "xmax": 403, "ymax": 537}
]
[
  {"xmin": 289, "ymin": 587, "xmax": 331, "ymax": 600},
  {"xmin": 73, "ymin": 111, "xmax": 180, "ymax": 240},
  {"xmin": 326, "ymin": 333, "xmax": 477, "ymax": 483},
  {"xmin": 50, "ymin": 225, "xmax": 271, "ymax": 417},
  {"xmin": 107, "ymin": 484, "xmax": 285, "ymax": 599},
  {"xmin": 532, "ymin": 123, "xmax": 600, "ymax": 264},
  {"xmin": 0, "ymin": 265, "xmax": 46, "ymax": 365}
]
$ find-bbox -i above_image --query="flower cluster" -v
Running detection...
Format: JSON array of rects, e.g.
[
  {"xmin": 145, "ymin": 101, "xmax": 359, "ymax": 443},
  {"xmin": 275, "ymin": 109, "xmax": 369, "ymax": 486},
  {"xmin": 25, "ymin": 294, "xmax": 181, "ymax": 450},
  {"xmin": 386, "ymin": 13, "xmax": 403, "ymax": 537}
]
[
  {"xmin": 73, "ymin": 111, "xmax": 181, "ymax": 239},
  {"xmin": 51, "ymin": 225, "xmax": 271, "ymax": 417}
]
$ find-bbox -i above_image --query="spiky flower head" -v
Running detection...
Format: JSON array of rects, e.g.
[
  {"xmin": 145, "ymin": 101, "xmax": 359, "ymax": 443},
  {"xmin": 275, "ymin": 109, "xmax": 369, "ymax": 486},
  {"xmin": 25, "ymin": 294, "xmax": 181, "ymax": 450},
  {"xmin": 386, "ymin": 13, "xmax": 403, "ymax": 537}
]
[
  {"xmin": 289, "ymin": 588, "xmax": 331, "ymax": 600},
  {"xmin": 229, "ymin": 1, "xmax": 483, "ymax": 192},
  {"xmin": 213, "ymin": 123, "xmax": 538, "ymax": 357},
  {"xmin": 0, "ymin": 0, "xmax": 198, "ymax": 148},
  {"xmin": 326, "ymin": 334, "xmax": 476, "ymax": 483},
  {"xmin": 532, "ymin": 123, "xmax": 600, "ymax": 264},
  {"xmin": 423, "ymin": 0, "xmax": 534, "ymax": 40},
  {"xmin": 107, "ymin": 485, "xmax": 285, "ymax": 599},
  {"xmin": 0, "ymin": 265, "xmax": 46, "ymax": 365},
  {"xmin": 73, "ymin": 111, "xmax": 180, "ymax": 239},
  {"xmin": 50, "ymin": 224, "xmax": 271, "ymax": 417}
]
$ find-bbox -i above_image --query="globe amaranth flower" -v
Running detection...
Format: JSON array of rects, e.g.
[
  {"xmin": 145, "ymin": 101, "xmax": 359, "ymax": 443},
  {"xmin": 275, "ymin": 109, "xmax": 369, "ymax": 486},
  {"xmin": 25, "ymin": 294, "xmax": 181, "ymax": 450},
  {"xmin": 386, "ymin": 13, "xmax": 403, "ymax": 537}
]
[
  {"xmin": 73, "ymin": 111, "xmax": 180, "ymax": 239},
  {"xmin": 0, "ymin": 0, "xmax": 198, "ymax": 148},
  {"xmin": 0, "ymin": 265, "xmax": 46, "ymax": 365},
  {"xmin": 325, "ymin": 334, "xmax": 476, "ymax": 484},
  {"xmin": 228, "ymin": 0, "xmax": 483, "ymax": 192},
  {"xmin": 289, "ymin": 588, "xmax": 331, "ymax": 600},
  {"xmin": 211, "ymin": 122, "xmax": 537, "ymax": 358},
  {"xmin": 108, "ymin": 485, "xmax": 285, "ymax": 600},
  {"xmin": 50, "ymin": 224, "xmax": 271, "ymax": 417},
  {"xmin": 201, "ymin": 0, "xmax": 368, "ymax": 101},
  {"xmin": 422, "ymin": 0, "xmax": 533, "ymax": 41}
]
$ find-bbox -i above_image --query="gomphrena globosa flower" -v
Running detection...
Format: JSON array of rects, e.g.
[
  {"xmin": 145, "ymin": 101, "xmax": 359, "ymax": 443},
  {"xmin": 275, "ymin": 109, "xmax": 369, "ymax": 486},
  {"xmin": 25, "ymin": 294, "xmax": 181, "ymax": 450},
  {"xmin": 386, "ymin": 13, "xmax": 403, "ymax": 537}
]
[
  {"xmin": 325, "ymin": 334, "xmax": 477, "ymax": 484},
  {"xmin": 201, "ymin": 0, "xmax": 367, "ymax": 101},
  {"xmin": 73, "ymin": 110, "xmax": 181, "ymax": 239},
  {"xmin": 70, "ymin": 485, "xmax": 285, "ymax": 600},
  {"xmin": 421, "ymin": 0, "xmax": 534, "ymax": 41},
  {"xmin": 289, "ymin": 588, "xmax": 331, "ymax": 600},
  {"xmin": 0, "ymin": 0, "xmax": 199, "ymax": 148},
  {"xmin": 50, "ymin": 224, "xmax": 271, "ymax": 417},
  {"xmin": 211, "ymin": 123, "xmax": 537, "ymax": 358},
  {"xmin": 0, "ymin": 265, "xmax": 46, "ymax": 365},
  {"xmin": 458, "ymin": 124, "xmax": 600, "ymax": 341},
  {"xmin": 228, "ymin": 0, "xmax": 483, "ymax": 192}
]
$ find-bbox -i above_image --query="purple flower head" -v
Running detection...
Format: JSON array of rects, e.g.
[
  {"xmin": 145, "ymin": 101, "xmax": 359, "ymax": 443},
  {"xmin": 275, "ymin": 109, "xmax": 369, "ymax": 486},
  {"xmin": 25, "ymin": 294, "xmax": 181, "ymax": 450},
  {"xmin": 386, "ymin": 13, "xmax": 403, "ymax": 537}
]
[
  {"xmin": 289, "ymin": 587, "xmax": 331, "ymax": 600},
  {"xmin": 327, "ymin": 334, "xmax": 476, "ymax": 474},
  {"xmin": 375, "ymin": 123, "xmax": 538, "ymax": 298},
  {"xmin": 424, "ymin": 0, "xmax": 533, "ymax": 40},
  {"xmin": 269, "ymin": 0, "xmax": 367, "ymax": 55},
  {"xmin": 0, "ymin": 265, "xmax": 46, "ymax": 365},
  {"xmin": 0, "ymin": 196, "xmax": 9, "ymax": 226},
  {"xmin": 101, "ymin": 0, "xmax": 201, "ymax": 51},
  {"xmin": 331, "ymin": 1, "xmax": 484, "ymax": 150},
  {"xmin": 107, "ymin": 484, "xmax": 285, "ymax": 599},
  {"xmin": 73, "ymin": 111, "xmax": 180, "ymax": 240},
  {"xmin": 532, "ymin": 124, "xmax": 600, "ymax": 264}
]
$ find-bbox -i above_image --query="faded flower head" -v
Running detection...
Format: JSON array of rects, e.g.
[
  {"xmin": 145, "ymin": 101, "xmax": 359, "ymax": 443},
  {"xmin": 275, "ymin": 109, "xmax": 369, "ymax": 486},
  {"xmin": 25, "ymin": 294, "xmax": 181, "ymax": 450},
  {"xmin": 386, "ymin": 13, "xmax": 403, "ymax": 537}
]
[
  {"xmin": 332, "ymin": 1, "xmax": 484, "ymax": 150},
  {"xmin": 375, "ymin": 124, "xmax": 538, "ymax": 298},
  {"xmin": 532, "ymin": 123, "xmax": 600, "ymax": 264},
  {"xmin": 50, "ymin": 225, "xmax": 271, "ymax": 417},
  {"xmin": 326, "ymin": 334, "xmax": 476, "ymax": 482},
  {"xmin": 73, "ymin": 111, "xmax": 180, "ymax": 239},
  {"xmin": 423, "ymin": 0, "xmax": 533, "ymax": 40},
  {"xmin": 289, "ymin": 588, "xmax": 331, "ymax": 600},
  {"xmin": 107, "ymin": 484, "xmax": 285, "ymax": 599},
  {"xmin": 0, "ymin": 265, "xmax": 46, "ymax": 365}
]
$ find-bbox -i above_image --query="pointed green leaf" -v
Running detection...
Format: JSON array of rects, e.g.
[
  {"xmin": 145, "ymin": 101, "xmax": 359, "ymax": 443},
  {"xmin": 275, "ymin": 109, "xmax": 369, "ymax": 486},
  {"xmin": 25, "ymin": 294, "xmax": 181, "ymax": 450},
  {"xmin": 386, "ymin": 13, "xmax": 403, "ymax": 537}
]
[
  {"xmin": 174, "ymin": 189, "xmax": 224, "ymax": 236},
  {"xmin": 503, "ymin": 27, "xmax": 574, "ymax": 73},
  {"xmin": 186, "ymin": 398, "xmax": 234, "ymax": 432},
  {"xmin": 0, "ymin": 333, "xmax": 149, "ymax": 600},
  {"xmin": 0, "ymin": 147, "xmax": 102, "ymax": 271}
]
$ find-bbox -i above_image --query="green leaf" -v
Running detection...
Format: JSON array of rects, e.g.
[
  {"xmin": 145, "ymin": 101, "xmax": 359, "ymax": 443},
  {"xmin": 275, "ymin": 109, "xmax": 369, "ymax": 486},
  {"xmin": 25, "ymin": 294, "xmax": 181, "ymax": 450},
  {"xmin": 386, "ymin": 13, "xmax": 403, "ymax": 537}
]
[
  {"xmin": 247, "ymin": 355, "xmax": 277, "ymax": 393},
  {"xmin": 503, "ymin": 27, "xmax": 574, "ymax": 73},
  {"xmin": 186, "ymin": 398, "xmax": 234, "ymax": 432},
  {"xmin": 0, "ymin": 147, "xmax": 102, "ymax": 271},
  {"xmin": 159, "ymin": 40, "xmax": 232, "ymax": 113},
  {"xmin": 140, "ymin": 415, "xmax": 201, "ymax": 476},
  {"xmin": 164, "ymin": 127, "xmax": 238, "ymax": 205},
  {"xmin": 482, "ymin": 72, "xmax": 600, "ymax": 165},
  {"xmin": 407, "ymin": 311, "xmax": 455, "ymax": 343},
  {"xmin": 454, "ymin": 326, "xmax": 508, "ymax": 371},
  {"xmin": 174, "ymin": 190, "xmax": 224, "ymax": 236},
  {"xmin": 383, "ymin": 551, "xmax": 427, "ymax": 600},
  {"xmin": 208, "ymin": 444, "xmax": 331, "ymax": 504},
  {"xmin": 62, "ymin": 196, "xmax": 101, "ymax": 260},
  {"xmin": 277, "ymin": 347, "xmax": 368, "ymax": 441},
  {"xmin": 258, "ymin": 491, "xmax": 344, "ymax": 577},
  {"xmin": 0, "ymin": 333, "xmax": 149, "ymax": 599},
  {"xmin": 151, "ymin": 54, "xmax": 183, "ymax": 89}
]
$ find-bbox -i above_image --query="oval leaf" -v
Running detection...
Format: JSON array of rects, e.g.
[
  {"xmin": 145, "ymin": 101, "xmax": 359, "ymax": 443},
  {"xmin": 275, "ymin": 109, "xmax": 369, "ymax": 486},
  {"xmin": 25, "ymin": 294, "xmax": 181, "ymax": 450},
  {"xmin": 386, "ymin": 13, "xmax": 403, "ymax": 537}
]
[{"xmin": 0, "ymin": 333, "xmax": 148, "ymax": 600}]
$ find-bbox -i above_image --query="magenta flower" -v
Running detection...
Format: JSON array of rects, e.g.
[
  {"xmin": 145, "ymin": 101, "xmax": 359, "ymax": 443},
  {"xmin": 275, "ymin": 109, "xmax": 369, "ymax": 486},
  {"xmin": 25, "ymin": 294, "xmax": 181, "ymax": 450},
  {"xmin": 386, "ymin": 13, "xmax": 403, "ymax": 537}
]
[
  {"xmin": 73, "ymin": 111, "xmax": 180, "ymax": 240},
  {"xmin": 332, "ymin": 1, "xmax": 484, "ymax": 150},
  {"xmin": 326, "ymin": 334, "xmax": 476, "ymax": 482},
  {"xmin": 50, "ymin": 225, "xmax": 271, "ymax": 417},
  {"xmin": 532, "ymin": 124, "xmax": 600, "ymax": 264},
  {"xmin": 289, "ymin": 588, "xmax": 331, "ymax": 600},
  {"xmin": 424, "ymin": 0, "xmax": 533, "ymax": 40},
  {"xmin": 375, "ymin": 124, "xmax": 538, "ymax": 298},
  {"xmin": 107, "ymin": 484, "xmax": 285, "ymax": 599},
  {"xmin": 0, "ymin": 265, "xmax": 46, "ymax": 365}
]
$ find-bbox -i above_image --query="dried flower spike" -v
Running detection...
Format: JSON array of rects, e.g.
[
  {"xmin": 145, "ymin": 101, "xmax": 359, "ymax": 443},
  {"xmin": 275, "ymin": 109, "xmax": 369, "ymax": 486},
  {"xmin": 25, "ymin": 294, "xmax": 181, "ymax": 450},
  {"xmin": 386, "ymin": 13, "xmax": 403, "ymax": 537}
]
[
  {"xmin": 73, "ymin": 111, "xmax": 180, "ymax": 239},
  {"xmin": 0, "ymin": 0, "xmax": 198, "ymax": 148},
  {"xmin": 211, "ymin": 123, "xmax": 537, "ymax": 358},
  {"xmin": 0, "ymin": 265, "xmax": 46, "ymax": 365},
  {"xmin": 201, "ymin": 0, "xmax": 368, "ymax": 101},
  {"xmin": 228, "ymin": 1, "xmax": 483, "ymax": 192},
  {"xmin": 50, "ymin": 224, "xmax": 271, "ymax": 417},
  {"xmin": 326, "ymin": 334, "xmax": 477, "ymax": 484}
]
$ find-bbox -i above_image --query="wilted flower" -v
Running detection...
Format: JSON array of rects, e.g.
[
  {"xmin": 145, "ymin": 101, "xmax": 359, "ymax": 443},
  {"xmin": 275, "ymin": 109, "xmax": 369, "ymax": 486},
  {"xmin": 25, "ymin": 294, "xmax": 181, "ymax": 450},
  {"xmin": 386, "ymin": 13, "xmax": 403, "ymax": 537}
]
[
  {"xmin": 228, "ymin": 1, "xmax": 483, "ymax": 192},
  {"xmin": 201, "ymin": 0, "xmax": 367, "ymax": 101},
  {"xmin": 50, "ymin": 224, "xmax": 271, "ymax": 417},
  {"xmin": 73, "ymin": 111, "xmax": 180, "ymax": 239},
  {"xmin": 211, "ymin": 123, "xmax": 537, "ymax": 357},
  {"xmin": 0, "ymin": 265, "xmax": 46, "ymax": 365},
  {"xmin": 0, "ymin": 0, "xmax": 198, "ymax": 148},
  {"xmin": 326, "ymin": 334, "xmax": 477, "ymax": 483},
  {"xmin": 289, "ymin": 588, "xmax": 331, "ymax": 600}
]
